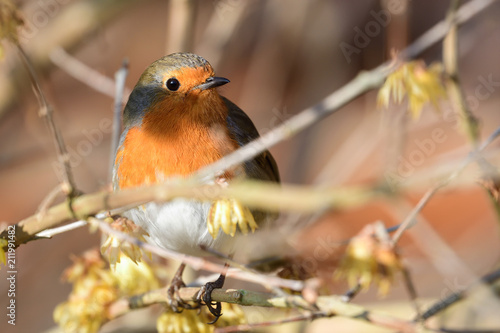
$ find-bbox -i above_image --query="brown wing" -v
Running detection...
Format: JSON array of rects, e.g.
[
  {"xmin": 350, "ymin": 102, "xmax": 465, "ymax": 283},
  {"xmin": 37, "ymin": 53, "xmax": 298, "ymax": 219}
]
[{"xmin": 223, "ymin": 97, "xmax": 280, "ymax": 184}]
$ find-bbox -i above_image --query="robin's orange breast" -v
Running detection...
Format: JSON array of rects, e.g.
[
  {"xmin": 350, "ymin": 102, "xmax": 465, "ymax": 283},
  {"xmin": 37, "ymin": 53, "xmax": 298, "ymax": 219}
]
[{"xmin": 115, "ymin": 96, "xmax": 239, "ymax": 189}]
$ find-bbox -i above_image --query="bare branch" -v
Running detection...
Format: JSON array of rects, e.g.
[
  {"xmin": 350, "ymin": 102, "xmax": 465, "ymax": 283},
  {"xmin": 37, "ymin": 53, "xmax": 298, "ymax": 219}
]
[
  {"xmin": 200, "ymin": 246, "xmax": 289, "ymax": 297},
  {"xmin": 36, "ymin": 184, "xmax": 65, "ymax": 217},
  {"xmin": 107, "ymin": 287, "xmax": 415, "ymax": 332},
  {"xmin": 420, "ymin": 267, "xmax": 500, "ymax": 321},
  {"xmin": 16, "ymin": 44, "xmax": 78, "ymax": 197},
  {"xmin": 443, "ymin": 0, "xmax": 479, "ymax": 145},
  {"xmin": 49, "ymin": 47, "xmax": 131, "ymax": 103},
  {"xmin": 402, "ymin": 266, "xmax": 421, "ymax": 319},
  {"xmin": 391, "ymin": 125, "xmax": 500, "ymax": 245},
  {"xmin": 35, "ymin": 220, "xmax": 88, "ymax": 239}
]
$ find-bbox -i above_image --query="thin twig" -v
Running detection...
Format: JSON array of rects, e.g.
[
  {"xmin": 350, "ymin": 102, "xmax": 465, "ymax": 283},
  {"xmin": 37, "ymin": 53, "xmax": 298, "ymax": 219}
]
[
  {"xmin": 49, "ymin": 47, "xmax": 131, "ymax": 103},
  {"xmin": 420, "ymin": 267, "xmax": 500, "ymax": 321},
  {"xmin": 316, "ymin": 296, "xmax": 416, "ymax": 332},
  {"xmin": 16, "ymin": 44, "xmax": 78, "ymax": 197},
  {"xmin": 391, "ymin": 125, "xmax": 500, "ymax": 245},
  {"xmin": 443, "ymin": 0, "xmax": 479, "ymax": 146},
  {"xmin": 193, "ymin": 0, "xmax": 496, "ymax": 183},
  {"xmin": 35, "ymin": 220, "xmax": 89, "ymax": 239},
  {"xmin": 341, "ymin": 283, "xmax": 362, "ymax": 302},
  {"xmin": 107, "ymin": 287, "xmax": 278, "ymax": 319},
  {"xmin": 436, "ymin": 328, "xmax": 500, "ymax": 333},
  {"xmin": 109, "ymin": 59, "xmax": 129, "ymax": 182},
  {"xmin": 36, "ymin": 184, "xmax": 64, "ymax": 218},
  {"xmin": 391, "ymin": 186, "xmax": 443, "ymax": 245},
  {"xmin": 402, "ymin": 266, "xmax": 421, "ymax": 319}
]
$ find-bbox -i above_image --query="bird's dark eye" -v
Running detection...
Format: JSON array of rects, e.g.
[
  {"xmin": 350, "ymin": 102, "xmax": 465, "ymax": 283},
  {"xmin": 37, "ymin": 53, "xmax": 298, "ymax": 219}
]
[{"xmin": 165, "ymin": 78, "xmax": 180, "ymax": 91}]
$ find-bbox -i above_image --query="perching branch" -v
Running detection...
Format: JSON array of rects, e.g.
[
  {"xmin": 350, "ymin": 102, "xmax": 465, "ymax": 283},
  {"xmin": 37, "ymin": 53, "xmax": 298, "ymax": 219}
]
[{"xmin": 107, "ymin": 287, "xmax": 415, "ymax": 333}]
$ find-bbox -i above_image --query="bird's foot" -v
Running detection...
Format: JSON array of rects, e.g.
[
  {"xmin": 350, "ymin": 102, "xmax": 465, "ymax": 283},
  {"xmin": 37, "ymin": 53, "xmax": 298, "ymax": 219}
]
[
  {"xmin": 195, "ymin": 264, "xmax": 229, "ymax": 324},
  {"xmin": 167, "ymin": 263, "xmax": 197, "ymax": 312},
  {"xmin": 207, "ymin": 199, "xmax": 257, "ymax": 238}
]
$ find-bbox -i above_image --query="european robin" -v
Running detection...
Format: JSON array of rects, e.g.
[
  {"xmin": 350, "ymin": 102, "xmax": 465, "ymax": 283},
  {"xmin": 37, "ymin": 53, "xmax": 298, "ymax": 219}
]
[{"xmin": 113, "ymin": 53, "xmax": 280, "ymax": 321}]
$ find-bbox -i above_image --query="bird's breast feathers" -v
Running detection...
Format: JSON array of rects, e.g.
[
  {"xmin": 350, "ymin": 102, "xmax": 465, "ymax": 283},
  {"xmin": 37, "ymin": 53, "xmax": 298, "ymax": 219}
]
[{"xmin": 114, "ymin": 110, "xmax": 239, "ymax": 189}]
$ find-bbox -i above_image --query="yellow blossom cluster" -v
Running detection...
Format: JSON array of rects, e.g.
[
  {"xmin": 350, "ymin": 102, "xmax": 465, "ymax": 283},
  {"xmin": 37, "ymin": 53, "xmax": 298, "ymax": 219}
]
[
  {"xmin": 100, "ymin": 216, "xmax": 151, "ymax": 270},
  {"xmin": 54, "ymin": 249, "xmax": 159, "ymax": 333},
  {"xmin": 336, "ymin": 222, "xmax": 403, "ymax": 296},
  {"xmin": 378, "ymin": 60, "xmax": 446, "ymax": 119},
  {"xmin": 207, "ymin": 199, "xmax": 258, "ymax": 238}
]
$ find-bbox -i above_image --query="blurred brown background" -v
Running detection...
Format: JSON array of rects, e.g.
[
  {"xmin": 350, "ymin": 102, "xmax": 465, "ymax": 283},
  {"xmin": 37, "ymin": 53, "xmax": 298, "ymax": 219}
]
[{"xmin": 1, "ymin": 0, "xmax": 500, "ymax": 332}]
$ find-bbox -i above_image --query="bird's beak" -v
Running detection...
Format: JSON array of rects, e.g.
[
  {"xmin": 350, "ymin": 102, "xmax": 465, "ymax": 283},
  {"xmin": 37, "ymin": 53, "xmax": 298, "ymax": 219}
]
[{"xmin": 195, "ymin": 76, "xmax": 230, "ymax": 91}]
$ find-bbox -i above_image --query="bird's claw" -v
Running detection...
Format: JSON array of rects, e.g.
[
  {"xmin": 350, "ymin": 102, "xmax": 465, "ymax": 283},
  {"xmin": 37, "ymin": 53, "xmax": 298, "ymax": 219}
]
[
  {"xmin": 167, "ymin": 280, "xmax": 189, "ymax": 312},
  {"xmin": 196, "ymin": 283, "xmax": 222, "ymax": 324},
  {"xmin": 195, "ymin": 269, "xmax": 227, "ymax": 324},
  {"xmin": 207, "ymin": 199, "xmax": 257, "ymax": 238},
  {"xmin": 167, "ymin": 264, "xmax": 198, "ymax": 312}
]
